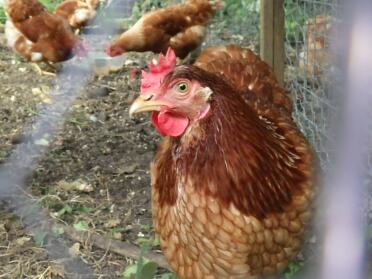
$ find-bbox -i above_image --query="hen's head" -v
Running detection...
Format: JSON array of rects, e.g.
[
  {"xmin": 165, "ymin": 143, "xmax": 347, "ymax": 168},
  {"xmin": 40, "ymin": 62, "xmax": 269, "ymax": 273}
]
[
  {"xmin": 129, "ymin": 48, "xmax": 213, "ymax": 137},
  {"xmin": 105, "ymin": 43, "xmax": 124, "ymax": 57}
]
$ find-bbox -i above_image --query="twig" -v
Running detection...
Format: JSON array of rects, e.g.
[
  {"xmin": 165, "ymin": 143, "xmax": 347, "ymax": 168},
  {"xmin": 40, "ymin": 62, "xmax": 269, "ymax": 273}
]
[{"xmin": 63, "ymin": 226, "xmax": 170, "ymax": 270}]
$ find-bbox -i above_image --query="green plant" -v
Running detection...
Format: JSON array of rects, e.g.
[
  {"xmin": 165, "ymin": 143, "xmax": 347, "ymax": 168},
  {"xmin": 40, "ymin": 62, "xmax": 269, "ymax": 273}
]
[
  {"xmin": 73, "ymin": 220, "xmax": 89, "ymax": 231},
  {"xmin": 40, "ymin": 0, "xmax": 63, "ymax": 11},
  {"xmin": 122, "ymin": 239, "xmax": 177, "ymax": 279},
  {"xmin": 285, "ymin": 1, "xmax": 310, "ymax": 45},
  {"xmin": 284, "ymin": 261, "xmax": 302, "ymax": 279},
  {"xmin": 0, "ymin": 7, "xmax": 5, "ymax": 25},
  {"xmin": 33, "ymin": 230, "xmax": 48, "ymax": 247},
  {"xmin": 122, "ymin": 242, "xmax": 158, "ymax": 279}
]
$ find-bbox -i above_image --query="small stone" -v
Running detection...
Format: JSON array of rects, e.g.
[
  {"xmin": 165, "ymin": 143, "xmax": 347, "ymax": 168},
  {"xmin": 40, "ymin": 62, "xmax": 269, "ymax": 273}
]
[
  {"xmin": 113, "ymin": 232, "xmax": 122, "ymax": 240},
  {"xmin": 116, "ymin": 164, "xmax": 137, "ymax": 175},
  {"xmin": 56, "ymin": 179, "xmax": 94, "ymax": 193},
  {"xmin": 68, "ymin": 243, "xmax": 81, "ymax": 257},
  {"xmin": 15, "ymin": 237, "xmax": 31, "ymax": 246},
  {"xmin": 104, "ymin": 218, "xmax": 121, "ymax": 229},
  {"xmin": 87, "ymin": 87, "xmax": 110, "ymax": 99}
]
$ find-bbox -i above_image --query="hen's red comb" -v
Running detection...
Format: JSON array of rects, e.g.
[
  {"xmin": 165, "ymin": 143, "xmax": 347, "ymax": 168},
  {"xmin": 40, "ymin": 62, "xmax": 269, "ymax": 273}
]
[{"xmin": 140, "ymin": 48, "xmax": 177, "ymax": 95}]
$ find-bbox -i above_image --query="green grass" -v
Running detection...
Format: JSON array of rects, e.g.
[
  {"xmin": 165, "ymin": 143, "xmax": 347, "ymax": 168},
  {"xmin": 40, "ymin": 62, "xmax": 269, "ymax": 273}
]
[
  {"xmin": 40, "ymin": 0, "xmax": 63, "ymax": 11},
  {"xmin": 0, "ymin": 6, "xmax": 5, "ymax": 24}
]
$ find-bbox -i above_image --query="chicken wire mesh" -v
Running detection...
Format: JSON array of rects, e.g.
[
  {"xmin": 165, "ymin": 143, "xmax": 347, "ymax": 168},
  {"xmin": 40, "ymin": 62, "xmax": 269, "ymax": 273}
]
[{"xmin": 284, "ymin": 0, "xmax": 343, "ymax": 170}]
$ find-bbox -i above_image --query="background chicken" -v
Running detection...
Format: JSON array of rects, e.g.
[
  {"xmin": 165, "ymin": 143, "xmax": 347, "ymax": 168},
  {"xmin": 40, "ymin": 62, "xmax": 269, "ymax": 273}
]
[
  {"xmin": 129, "ymin": 45, "xmax": 316, "ymax": 278},
  {"xmin": 4, "ymin": 0, "xmax": 86, "ymax": 73},
  {"xmin": 105, "ymin": 0, "xmax": 221, "ymax": 60},
  {"xmin": 299, "ymin": 15, "xmax": 334, "ymax": 78},
  {"xmin": 54, "ymin": 0, "xmax": 100, "ymax": 30}
]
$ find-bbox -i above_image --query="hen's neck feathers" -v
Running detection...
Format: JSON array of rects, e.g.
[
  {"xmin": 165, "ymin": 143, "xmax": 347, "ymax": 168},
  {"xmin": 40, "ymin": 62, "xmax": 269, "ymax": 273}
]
[{"xmin": 154, "ymin": 66, "xmax": 311, "ymax": 219}]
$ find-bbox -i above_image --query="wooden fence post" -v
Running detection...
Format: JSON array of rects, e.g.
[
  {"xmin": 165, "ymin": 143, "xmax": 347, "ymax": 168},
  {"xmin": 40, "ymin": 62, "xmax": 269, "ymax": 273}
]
[{"xmin": 260, "ymin": 0, "xmax": 285, "ymax": 85}]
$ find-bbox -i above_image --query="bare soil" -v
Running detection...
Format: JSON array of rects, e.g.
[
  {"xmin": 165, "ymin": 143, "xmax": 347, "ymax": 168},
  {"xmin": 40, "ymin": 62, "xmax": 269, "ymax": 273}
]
[{"xmin": 0, "ymin": 37, "xmax": 163, "ymax": 277}]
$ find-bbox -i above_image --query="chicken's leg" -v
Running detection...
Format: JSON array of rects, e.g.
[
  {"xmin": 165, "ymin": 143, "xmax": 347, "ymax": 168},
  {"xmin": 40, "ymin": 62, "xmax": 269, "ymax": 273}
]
[{"xmin": 32, "ymin": 63, "xmax": 56, "ymax": 76}]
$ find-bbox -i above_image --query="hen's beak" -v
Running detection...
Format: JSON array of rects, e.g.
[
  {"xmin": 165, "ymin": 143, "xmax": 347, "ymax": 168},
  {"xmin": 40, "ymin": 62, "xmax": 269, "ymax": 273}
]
[{"xmin": 129, "ymin": 95, "xmax": 167, "ymax": 117}]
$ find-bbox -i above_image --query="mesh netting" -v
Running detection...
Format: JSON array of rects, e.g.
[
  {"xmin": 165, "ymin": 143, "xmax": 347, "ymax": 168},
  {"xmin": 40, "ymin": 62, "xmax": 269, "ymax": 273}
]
[{"xmin": 285, "ymin": 0, "xmax": 343, "ymax": 169}]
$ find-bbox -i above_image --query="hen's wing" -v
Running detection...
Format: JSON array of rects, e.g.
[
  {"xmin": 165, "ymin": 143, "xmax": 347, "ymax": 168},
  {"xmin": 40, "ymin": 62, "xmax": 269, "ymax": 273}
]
[
  {"xmin": 142, "ymin": 0, "xmax": 216, "ymax": 44},
  {"xmin": 194, "ymin": 45, "xmax": 292, "ymax": 113},
  {"xmin": 5, "ymin": 0, "xmax": 68, "ymax": 43}
]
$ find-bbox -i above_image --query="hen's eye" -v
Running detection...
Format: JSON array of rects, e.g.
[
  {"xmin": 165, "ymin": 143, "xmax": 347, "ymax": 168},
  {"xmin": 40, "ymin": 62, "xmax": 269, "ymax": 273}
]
[{"xmin": 176, "ymin": 82, "xmax": 189, "ymax": 93}]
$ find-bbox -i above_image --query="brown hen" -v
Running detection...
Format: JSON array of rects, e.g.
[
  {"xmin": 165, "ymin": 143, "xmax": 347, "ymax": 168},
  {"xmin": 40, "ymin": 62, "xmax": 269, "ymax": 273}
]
[
  {"xmin": 4, "ymin": 0, "xmax": 86, "ymax": 64},
  {"xmin": 106, "ymin": 0, "xmax": 221, "ymax": 59},
  {"xmin": 54, "ymin": 0, "xmax": 100, "ymax": 30},
  {"xmin": 129, "ymin": 45, "xmax": 316, "ymax": 278}
]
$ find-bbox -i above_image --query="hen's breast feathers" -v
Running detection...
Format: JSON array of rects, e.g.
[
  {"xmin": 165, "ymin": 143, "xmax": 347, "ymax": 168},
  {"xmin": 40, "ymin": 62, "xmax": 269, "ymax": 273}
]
[{"xmin": 152, "ymin": 106, "xmax": 315, "ymax": 277}]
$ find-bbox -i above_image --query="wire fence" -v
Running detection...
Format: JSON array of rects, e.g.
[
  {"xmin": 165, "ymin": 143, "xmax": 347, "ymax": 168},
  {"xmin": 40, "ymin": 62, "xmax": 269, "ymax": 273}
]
[{"xmin": 284, "ymin": 0, "xmax": 343, "ymax": 170}]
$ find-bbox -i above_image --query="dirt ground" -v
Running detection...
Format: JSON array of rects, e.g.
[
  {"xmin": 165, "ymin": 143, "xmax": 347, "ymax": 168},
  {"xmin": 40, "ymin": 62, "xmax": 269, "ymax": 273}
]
[
  {"xmin": 0, "ymin": 35, "xmax": 163, "ymax": 277},
  {"xmin": 0, "ymin": 28, "xmax": 370, "ymax": 279}
]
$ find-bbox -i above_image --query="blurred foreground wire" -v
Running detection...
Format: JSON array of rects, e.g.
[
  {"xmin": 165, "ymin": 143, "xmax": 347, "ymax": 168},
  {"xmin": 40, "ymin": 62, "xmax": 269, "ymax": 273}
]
[
  {"xmin": 320, "ymin": 1, "xmax": 371, "ymax": 279},
  {"xmin": 0, "ymin": 1, "xmax": 135, "ymax": 278}
]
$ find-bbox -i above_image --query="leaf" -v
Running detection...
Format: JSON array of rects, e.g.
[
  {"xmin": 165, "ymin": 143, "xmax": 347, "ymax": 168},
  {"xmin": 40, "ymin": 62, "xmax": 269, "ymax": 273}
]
[
  {"xmin": 140, "ymin": 261, "xmax": 158, "ymax": 279},
  {"xmin": 140, "ymin": 224, "xmax": 152, "ymax": 232},
  {"xmin": 284, "ymin": 261, "xmax": 302, "ymax": 279},
  {"xmin": 122, "ymin": 264, "xmax": 139, "ymax": 279},
  {"xmin": 75, "ymin": 206, "xmax": 92, "ymax": 214},
  {"xmin": 135, "ymin": 243, "xmax": 149, "ymax": 279},
  {"xmin": 33, "ymin": 231, "xmax": 48, "ymax": 247},
  {"xmin": 134, "ymin": 237, "xmax": 151, "ymax": 246},
  {"xmin": 52, "ymin": 226, "xmax": 65, "ymax": 235},
  {"xmin": 152, "ymin": 237, "xmax": 160, "ymax": 247},
  {"xmin": 57, "ymin": 203, "xmax": 73, "ymax": 217},
  {"xmin": 73, "ymin": 221, "xmax": 89, "ymax": 231}
]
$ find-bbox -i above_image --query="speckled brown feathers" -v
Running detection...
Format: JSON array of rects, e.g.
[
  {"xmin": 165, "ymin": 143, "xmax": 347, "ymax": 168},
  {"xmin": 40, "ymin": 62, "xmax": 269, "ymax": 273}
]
[
  {"xmin": 109, "ymin": 0, "xmax": 219, "ymax": 58},
  {"xmin": 195, "ymin": 45, "xmax": 293, "ymax": 113},
  {"xmin": 148, "ymin": 46, "xmax": 316, "ymax": 278}
]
